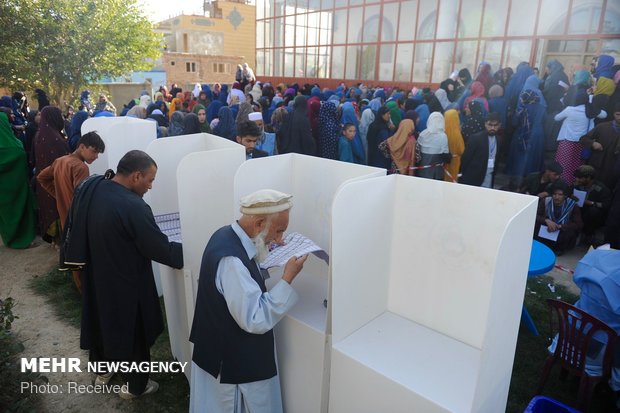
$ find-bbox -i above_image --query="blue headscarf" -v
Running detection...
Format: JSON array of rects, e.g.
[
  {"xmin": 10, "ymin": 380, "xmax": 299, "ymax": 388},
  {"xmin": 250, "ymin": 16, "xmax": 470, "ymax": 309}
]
[
  {"xmin": 373, "ymin": 89, "xmax": 386, "ymax": 102},
  {"xmin": 340, "ymin": 102, "xmax": 365, "ymax": 164},
  {"xmin": 505, "ymin": 62, "xmax": 534, "ymax": 108},
  {"xmin": 521, "ymin": 75, "xmax": 547, "ymax": 107},
  {"xmin": 311, "ymin": 86, "xmax": 321, "ymax": 97},
  {"xmin": 207, "ymin": 101, "xmax": 222, "ymax": 123},
  {"xmin": 213, "ymin": 106, "xmax": 236, "ymax": 140},
  {"xmin": 201, "ymin": 84, "xmax": 214, "ymax": 101},
  {"xmin": 68, "ymin": 111, "xmax": 90, "ymax": 151},
  {"xmin": 219, "ymin": 84, "xmax": 229, "ymax": 105},
  {"xmin": 595, "ymin": 55, "xmax": 615, "ymax": 79},
  {"xmin": 369, "ymin": 97, "xmax": 382, "ymax": 113},
  {"xmin": 415, "ymin": 104, "xmax": 430, "ymax": 132}
]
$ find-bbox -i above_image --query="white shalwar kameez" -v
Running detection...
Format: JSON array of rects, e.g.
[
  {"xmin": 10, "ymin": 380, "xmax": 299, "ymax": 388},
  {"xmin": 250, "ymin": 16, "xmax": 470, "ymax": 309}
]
[{"xmin": 189, "ymin": 222, "xmax": 298, "ymax": 413}]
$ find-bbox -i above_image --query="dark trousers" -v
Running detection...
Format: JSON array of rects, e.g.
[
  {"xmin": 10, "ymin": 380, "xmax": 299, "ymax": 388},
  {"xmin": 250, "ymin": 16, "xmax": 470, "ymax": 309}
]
[{"xmin": 89, "ymin": 312, "xmax": 150, "ymax": 395}]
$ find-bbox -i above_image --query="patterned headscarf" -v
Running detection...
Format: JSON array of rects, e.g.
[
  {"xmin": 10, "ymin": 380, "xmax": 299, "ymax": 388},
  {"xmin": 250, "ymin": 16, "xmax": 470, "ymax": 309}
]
[{"xmin": 318, "ymin": 101, "xmax": 340, "ymax": 160}]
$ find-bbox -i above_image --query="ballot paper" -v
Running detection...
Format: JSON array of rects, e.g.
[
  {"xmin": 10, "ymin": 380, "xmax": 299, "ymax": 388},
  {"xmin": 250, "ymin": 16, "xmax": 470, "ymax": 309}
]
[
  {"xmin": 260, "ymin": 232, "xmax": 329, "ymax": 269},
  {"xmin": 538, "ymin": 225, "xmax": 559, "ymax": 242},
  {"xmin": 155, "ymin": 212, "xmax": 182, "ymax": 243},
  {"xmin": 573, "ymin": 189, "xmax": 587, "ymax": 207}
]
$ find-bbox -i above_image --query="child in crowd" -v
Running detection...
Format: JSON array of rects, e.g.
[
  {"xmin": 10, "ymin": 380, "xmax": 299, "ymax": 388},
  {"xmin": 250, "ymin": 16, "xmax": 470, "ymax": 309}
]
[{"xmin": 338, "ymin": 123, "xmax": 357, "ymax": 164}]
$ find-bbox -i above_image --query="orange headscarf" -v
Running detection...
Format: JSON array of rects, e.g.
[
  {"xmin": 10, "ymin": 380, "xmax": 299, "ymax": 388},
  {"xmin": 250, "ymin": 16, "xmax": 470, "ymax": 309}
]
[
  {"xmin": 443, "ymin": 109, "xmax": 465, "ymax": 182},
  {"xmin": 169, "ymin": 98, "xmax": 182, "ymax": 119},
  {"xmin": 387, "ymin": 119, "xmax": 416, "ymax": 175}
]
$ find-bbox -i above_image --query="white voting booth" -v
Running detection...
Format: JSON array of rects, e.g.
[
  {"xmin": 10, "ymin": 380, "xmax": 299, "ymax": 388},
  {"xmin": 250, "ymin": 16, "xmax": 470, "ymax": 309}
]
[
  {"xmin": 329, "ymin": 175, "xmax": 538, "ymax": 413},
  {"xmin": 82, "ymin": 117, "xmax": 157, "ymax": 176},
  {"xmin": 146, "ymin": 133, "xmax": 246, "ymax": 380},
  {"xmin": 231, "ymin": 154, "xmax": 385, "ymax": 413}
]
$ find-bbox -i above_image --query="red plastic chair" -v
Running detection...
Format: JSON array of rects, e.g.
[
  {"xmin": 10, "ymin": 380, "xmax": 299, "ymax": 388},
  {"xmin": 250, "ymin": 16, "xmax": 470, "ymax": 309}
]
[{"xmin": 535, "ymin": 299, "xmax": 617, "ymax": 412}]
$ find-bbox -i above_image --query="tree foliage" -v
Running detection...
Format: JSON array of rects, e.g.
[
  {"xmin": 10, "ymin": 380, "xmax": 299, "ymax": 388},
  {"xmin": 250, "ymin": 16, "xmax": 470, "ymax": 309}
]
[{"xmin": 0, "ymin": 0, "xmax": 162, "ymax": 105}]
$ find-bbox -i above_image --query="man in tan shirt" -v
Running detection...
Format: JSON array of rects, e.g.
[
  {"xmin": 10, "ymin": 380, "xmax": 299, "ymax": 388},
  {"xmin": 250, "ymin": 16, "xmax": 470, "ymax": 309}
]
[{"xmin": 38, "ymin": 131, "xmax": 104, "ymax": 292}]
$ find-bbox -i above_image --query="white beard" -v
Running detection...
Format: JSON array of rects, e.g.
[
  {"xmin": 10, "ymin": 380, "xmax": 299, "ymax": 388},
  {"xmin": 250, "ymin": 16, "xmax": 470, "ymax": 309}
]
[{"xmin": 252, "ymin": 229, "xmax": 270, "ymax": 263}]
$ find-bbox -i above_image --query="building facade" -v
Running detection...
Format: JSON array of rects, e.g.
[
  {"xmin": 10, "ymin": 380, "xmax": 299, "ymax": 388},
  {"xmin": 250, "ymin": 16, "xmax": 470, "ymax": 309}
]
[
  {"xmin": 255, "ymin": 0, "xmax": 620, "ymax": 87},
  {"xmin": 157, "ymin": 1, "xmax": 256, "ymax": 88}
]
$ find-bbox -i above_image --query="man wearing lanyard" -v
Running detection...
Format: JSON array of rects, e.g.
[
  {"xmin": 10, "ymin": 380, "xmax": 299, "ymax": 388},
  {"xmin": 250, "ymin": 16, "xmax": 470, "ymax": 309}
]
[{"xmin": 460, "ymin": 112, "xmax": 502, "ymax": 188}]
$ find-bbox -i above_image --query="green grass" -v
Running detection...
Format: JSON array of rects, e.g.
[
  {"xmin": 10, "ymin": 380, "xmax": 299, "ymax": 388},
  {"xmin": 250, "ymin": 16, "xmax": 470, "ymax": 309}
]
[
  {"xmin": 29, "ymin": 269, "xmax": 190, "ymax": 412},
  {"xmin": 506, "ymin": 276, "xmax": 617, "ymax": 413}
]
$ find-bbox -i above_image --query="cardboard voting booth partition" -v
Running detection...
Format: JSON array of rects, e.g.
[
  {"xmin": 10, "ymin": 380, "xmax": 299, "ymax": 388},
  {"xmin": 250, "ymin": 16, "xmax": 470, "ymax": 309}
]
[
  {"xmin": 82, "ymin": 117, "xmax": 157, "ymax": 176},
  {"xmin": 329, "ymin": 175, "xmax": 538, "ymax": 413},
  {"xmin": 147, "ymin": 133, "xmax": 245, "ymax": 381},
  {"xmin": 232, "ymin": 154, "xmax": 385, "ymax": 413}
]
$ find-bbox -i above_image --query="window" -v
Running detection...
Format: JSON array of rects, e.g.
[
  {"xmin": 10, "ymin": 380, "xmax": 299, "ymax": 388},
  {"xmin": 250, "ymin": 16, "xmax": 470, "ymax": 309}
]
[
  {"xmin": 186, "ymin": 62, "xmax": 197, "ymax": 72},
  {"xmin": 212, "ymin": 63, "xmax": 228, "ymax": 73},
  {"xmin": 170, "ymin": 61, "xmax": 175, "ymax": 66}
]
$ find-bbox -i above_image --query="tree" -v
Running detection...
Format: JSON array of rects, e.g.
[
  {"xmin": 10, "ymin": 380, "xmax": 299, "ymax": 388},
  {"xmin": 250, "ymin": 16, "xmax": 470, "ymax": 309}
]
[{"xmin": 0, "ymin": 0, "xmax": 162, "ymax": 106}]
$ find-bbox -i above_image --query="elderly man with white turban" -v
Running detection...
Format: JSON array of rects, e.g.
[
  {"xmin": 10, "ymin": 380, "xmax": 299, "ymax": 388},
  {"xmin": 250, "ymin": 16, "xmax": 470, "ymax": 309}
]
[{"xmin": 189, "ymin": 189, "xmax": 307, "ymax": 413}]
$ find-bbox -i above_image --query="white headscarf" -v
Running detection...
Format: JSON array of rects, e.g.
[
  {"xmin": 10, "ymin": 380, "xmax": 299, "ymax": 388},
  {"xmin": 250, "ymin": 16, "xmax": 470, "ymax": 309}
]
[
  {"xmin": 418, "ymin": 112, "xmax": 449, "ymax": 154},
  {"xmin": 192, "ymin": 83, "xmax": 202, "ymax": 98},
  {"xmin": 434, "ymin": 89, "xmax": 451, "ymax": 109},
  {"xmin": 139, "ymin": 94, "xmax": 152, "ymax": 109}
]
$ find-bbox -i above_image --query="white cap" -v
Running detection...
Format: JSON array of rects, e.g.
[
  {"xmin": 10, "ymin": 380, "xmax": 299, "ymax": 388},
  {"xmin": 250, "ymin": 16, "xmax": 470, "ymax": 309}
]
[
  {"xmin": 240, "ymin": 189, "xmax": 292, "ymax": 215},
  {"xmin": 248, "ymin": 112, "xmax": 263, "ymax": 121}
]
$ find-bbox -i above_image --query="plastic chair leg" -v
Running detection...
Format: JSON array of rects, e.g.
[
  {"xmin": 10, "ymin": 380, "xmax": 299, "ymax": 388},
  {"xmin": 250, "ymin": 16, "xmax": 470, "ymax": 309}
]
[{"xmin": 522, "ymin": 306, "xmax": 540, "ymax": 336}]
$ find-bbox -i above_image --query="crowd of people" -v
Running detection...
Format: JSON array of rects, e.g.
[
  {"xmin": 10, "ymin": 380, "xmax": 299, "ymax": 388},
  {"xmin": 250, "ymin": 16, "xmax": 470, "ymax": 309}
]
[{"xmin": 1, "ymin": 54, "xmax": 619, "ymax": 410}]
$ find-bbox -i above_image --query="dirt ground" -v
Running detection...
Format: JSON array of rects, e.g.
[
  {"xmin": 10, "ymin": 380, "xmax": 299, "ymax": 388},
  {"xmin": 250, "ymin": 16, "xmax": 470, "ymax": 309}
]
[
  {"xmin": 0, "ymin": 235, "xmax": 588, "ymax": 412},
  {"xmin": 0, "ymin": 239, "xmax": 128, "ymax": 413}
]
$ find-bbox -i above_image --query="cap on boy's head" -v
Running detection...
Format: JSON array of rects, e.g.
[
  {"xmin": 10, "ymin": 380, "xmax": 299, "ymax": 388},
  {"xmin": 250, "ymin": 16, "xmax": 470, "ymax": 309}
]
[
  {"xmin": 545, "ymin": 161, "xmax": 563, "ymax": 175},
  {"xmin": 574, "ymin": 165, "xmax": 595, "ymax": 179},
  {"xmin": 240, "ymin": 189, "xmax": 293, "ymax": 215},
  {"xmin": 248, "ymin": 112, "xmax": 263, "ymax": 121}
]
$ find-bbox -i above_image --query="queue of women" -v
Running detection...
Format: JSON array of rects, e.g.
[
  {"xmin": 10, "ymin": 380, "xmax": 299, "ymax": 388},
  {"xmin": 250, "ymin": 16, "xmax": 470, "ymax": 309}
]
[{"xmin": 1, "ymin": 56, "xmax": 619, "ymax": 254}]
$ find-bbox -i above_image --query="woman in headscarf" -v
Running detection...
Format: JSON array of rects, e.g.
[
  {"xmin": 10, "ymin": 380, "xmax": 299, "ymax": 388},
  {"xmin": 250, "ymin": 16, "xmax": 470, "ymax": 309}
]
[
  {"xmin": 378, "ymin": 118, "xmax": 416, "ymax": 175},
  {"xmin": 542, "ymin": 60, "xmax": 567, "ymax": 112},
  {"xmin": 236, "ymin": 101, "xmax": 254, "ymax": 127},
  {"xmin": 564, "ymin": 70, "xmax": 592, "ymax": 106},
  {"xmin": 0, "ymin": 112, "xmax": 36, "ymax": 248},
  {"xmin": 368, "ymin": 106, "xmax": 393, "ymax": 169},
  {"xmin": 594, "ymin": 54, "xmax": 615, "ymax": 80},
  {"xmin": 553, "ymin": 91, "xmax": 605, "ymax": 185},
  {"xmin": 340, "ymin": 101, "xmax": 365, "ymax": 163},
  {"xmin": 434, "ymin": 88, "xmax": 452, "ymax": 111},
  {"xmin": 505, "ymin": 62, "xmax": 534, "ymax": 114},
  {"xmin": 464, "ymin": 81, "xmax": 489, "ymax": 112},
  {"xmin": 33, "ymin": 106, "xmax": 70, "ymax": 242},
  {"xmin": 218, "ymin": 84, "xmax": 229, "ymax": 105},
  {"xmin": 443, "ymin": 109, "xmax": 465, "ymax": 183},
  {"xmin": 148, "ymin": 109, "xmax": 169, "ymax": 128},
  {"xmin": 317, "ymin": 101, "xmax": 340, "ymax": 160},
  {"xmin": 358, "ymin": 108, "xmax": 375, "ymax": 159},
  {"xmin": 425, "ymin": 92, "xmax": 444, "ymax": 114},
  {"xmin": 94, "ymin": 94, "xmax": 116, "ymax": 115},
  {"xmin": 192, "ymin": 104, "xmax": 211, "ymax": 133},
  {"xmin": 24, "ymin": 110, "xmax": 40, "ymax": 171},
  {"xmin": 475, "ymin": 62, "xmax": 494, "ymax": 94},
  {"xmin": 587, "ymin": 76, "xmax": 616, "ymax": 126},
  {"xmin": 385, "ymin": 101, "xmax": 402, "ymax": 129},
  {"xmin": 168, "ymin": 111, "xmax": 185, "ymax": 136},
  {"xmin": 279, "ymin": 96, "xmax": 316, "ymax": 155},
  {"xmin": 414, "ymin": 103, "xmax": 430, "ymax": 132},
  {"xmin": 126, "ymin": 106, "xmax": 147, "ymax": 119},
  {"xmin": 308, "ymin": 98, "xmax": 321, "ymax": 148},
  {"xmin": 213, "ymin": 106, "xmax": 237, "ymax": 141},
  {"xmin": 206, "ymin": 100, "xmax": 223, "ymax": 124},
  {"xmin": 192, "ymin": 83, "xmax": 202, "ymax": 98},
  {"xmin": 169, "ymin": 97, "xmax": 183, "ymax": 119},
  {"xmin": 183, "ymin": 113, "xmax": 202, "ymax": 135},
  {"xmin": 67, "ymin": 111, "xmax": 90, "ymax": 151},
  {"xmin": 461, "ymin": 101, "xmax": 486, "ymax": 142},
  {"xmin": 139, "ymin": 94, "xmax": 152, "ymax": 109},
  {"xmin": 415, "ymin": 112, "xmax": 450, "ymax": 180},
  {"xmin": 197, "ymin": 90, "xmax": 210, "ymax": 108},
  {"xmin": 506, "ymin": 90, "xmax": 546, "ymax": 188},
  {"xmin": 488, "ymin": 85, "xmax": 508, "ymax": 128}
]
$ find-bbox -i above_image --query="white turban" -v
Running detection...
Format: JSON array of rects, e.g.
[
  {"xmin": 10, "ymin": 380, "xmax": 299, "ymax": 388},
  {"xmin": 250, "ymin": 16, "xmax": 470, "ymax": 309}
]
[
  {"xmin": 248, "ymin": 112, "xmax": 263, "ymax": 121},
  {"xmin": 240, "ymin": 189, "xmax": 292, "ymax": 215}
]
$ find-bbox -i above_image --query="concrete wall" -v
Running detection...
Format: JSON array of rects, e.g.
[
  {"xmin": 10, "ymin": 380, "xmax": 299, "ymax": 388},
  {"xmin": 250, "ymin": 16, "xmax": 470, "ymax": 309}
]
[{"xmin": 162, "ymin": 52, "xmax": 244, "ymax": 88}]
